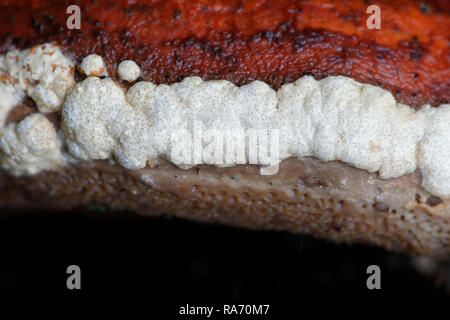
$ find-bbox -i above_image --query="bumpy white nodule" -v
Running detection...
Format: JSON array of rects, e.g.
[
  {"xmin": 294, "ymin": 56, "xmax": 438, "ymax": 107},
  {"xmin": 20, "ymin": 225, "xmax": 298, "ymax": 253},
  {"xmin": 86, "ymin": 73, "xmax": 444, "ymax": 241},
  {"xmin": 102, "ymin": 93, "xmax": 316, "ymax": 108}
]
[
  {"xmin": 79, "ymin": 54, "xmax": 107, "ymax": 77},
  {"xmin": 118, "ymin": 60, "xmax": 140, "ymax": 82},
  {"xmin": 0, "ymin": 113, "xmax": 67, "ymax": 176},
  {"xmin": 0, "ymin": 43, "xmax": 75, "ymax": 115}
]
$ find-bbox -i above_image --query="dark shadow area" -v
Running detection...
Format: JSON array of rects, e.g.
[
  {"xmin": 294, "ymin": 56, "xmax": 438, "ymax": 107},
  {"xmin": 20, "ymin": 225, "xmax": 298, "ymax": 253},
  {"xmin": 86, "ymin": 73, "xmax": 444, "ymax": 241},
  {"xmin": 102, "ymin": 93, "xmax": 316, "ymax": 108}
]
[{"xmin": 0, "ymin": 210, "xmax": 448, "ymax": 301}]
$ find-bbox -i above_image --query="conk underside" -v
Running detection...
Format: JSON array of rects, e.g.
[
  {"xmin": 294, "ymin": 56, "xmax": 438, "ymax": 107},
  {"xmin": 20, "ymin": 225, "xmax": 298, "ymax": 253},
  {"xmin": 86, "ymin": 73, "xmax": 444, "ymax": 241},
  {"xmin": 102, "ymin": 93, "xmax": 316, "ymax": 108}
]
[{"xmin": 0, "ymin": 0, "xmax": 449, "ymax": 256}]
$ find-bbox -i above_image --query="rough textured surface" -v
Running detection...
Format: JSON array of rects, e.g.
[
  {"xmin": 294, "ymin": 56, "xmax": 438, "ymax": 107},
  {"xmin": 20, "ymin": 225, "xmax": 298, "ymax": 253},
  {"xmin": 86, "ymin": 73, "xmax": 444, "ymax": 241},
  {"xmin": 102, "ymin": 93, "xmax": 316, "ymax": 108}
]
[
  {"xmin": 0, "ymin": 0, "xmax": 448, "ymax": 108},
  {"xmin": 0, "ymin": 43, "xmax": 75, "ymax": 113},
  {"xmin": 60, "ymin": 74, "xmax": 450, "ymax": 197},
  {"xmin": 0, "ymin": 0, "xmax": 449, "ymax": 257},
  {"xmin": 0, "ymin": 113, "xmax": 66, "ymax": 176},
  {"xmin": 79, "ymin": 54, "xmax": 107, "ymax": 77},
  {"xmin": 0, "ymin": 158, "xmax": 449, "ymax": 257},
  {"xmin": 118, "ymin": 60, "xmax": 140, "ymax": 82}
]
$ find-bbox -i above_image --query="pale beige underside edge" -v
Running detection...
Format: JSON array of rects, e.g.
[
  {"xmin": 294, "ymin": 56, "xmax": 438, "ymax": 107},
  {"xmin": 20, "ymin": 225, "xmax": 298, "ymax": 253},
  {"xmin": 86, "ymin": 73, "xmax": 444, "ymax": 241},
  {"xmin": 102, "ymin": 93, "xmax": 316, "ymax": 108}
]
[{"xmin": 0, "ymin": 157, "xmax": 449, "ymax": 257}]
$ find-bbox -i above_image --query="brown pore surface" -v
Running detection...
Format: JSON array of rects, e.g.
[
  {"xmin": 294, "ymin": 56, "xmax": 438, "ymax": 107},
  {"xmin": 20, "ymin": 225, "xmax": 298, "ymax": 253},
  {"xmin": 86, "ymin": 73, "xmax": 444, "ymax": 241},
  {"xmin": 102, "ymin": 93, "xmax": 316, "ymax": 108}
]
[
  {"xmin": 0, "ymin": 158, "xmax": 449, "ymax": 257},
  {"xmin": 0, "ymin": 0, "xmax": 448, "ymax": 108}
]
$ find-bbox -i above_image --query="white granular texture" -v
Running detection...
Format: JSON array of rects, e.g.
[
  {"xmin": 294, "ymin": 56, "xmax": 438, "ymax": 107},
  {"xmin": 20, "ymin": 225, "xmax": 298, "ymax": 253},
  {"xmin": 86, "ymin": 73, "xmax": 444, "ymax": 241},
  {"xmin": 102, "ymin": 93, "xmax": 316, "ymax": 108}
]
[
  {"xmin": 419, "ymin": 105, "xmax": 450, "ymax": 198},
  {"xmin": 0, "ymin": 81, "xmax": 22, "ymax": 127},
  {"xmin": 0, "ymin": 43, "xmax": 75, "ymax": 114},
  {"xmin": 62, "ymin": 76, "xmax": 151, "ymax": 170},
  {"xmin": 0, "ymin": 45, "xmax": 449, "ymax": 199},
  {"xmin": 62, "ymin": 73, "xmax": 450, "ymax": 198},
  {"xmin": 0, "ymin": 113, "xmax": 67, "ymax": 176},
  {"xmin": 79, "ymin": 54, "xmax": 107, "ymax": 77},
  {"xmin": 118, "ymin": 60, "xmax": 140, "ymax": 82}
]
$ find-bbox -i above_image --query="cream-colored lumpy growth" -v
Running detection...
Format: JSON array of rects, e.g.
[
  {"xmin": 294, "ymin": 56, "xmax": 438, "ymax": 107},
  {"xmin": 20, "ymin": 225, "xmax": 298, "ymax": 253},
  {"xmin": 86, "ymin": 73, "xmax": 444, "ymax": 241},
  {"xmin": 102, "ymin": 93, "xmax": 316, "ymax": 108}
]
[
  {"xmin": 0, "ymin": 43, "xmax": 75, "ymax": 115},
  {"xmin": 275, "ymin": 76, "xmax": 425, "ymax": 178},
  {"xmin": 61, "ymin": 72, "xmax": 450, "ymax": 198},
  {"xmin": 0, "ymin": 44, "xmax": 449, "ymax": 198},
  {"xmin": 0, "ymin": 113, "xmax": 67, "ymax": 176},
  {"xmin": 62, "ymin": 76, "xmax": 151, "ymax": 170},
  {"xmin": 419, "ymin": 105, "xmax": 450, "ymax": 198},
  {"xmin": 0, "ymin": 44, "xmax": 74, "ymax": 176}
]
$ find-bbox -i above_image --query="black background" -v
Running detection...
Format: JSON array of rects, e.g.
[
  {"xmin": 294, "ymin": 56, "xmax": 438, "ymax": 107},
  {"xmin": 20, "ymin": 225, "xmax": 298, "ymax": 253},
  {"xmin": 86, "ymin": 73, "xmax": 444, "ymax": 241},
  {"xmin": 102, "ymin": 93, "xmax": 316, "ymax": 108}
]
[{"xmin": 0, "ymin": 210, "xmax": 448, "ymax": 303}]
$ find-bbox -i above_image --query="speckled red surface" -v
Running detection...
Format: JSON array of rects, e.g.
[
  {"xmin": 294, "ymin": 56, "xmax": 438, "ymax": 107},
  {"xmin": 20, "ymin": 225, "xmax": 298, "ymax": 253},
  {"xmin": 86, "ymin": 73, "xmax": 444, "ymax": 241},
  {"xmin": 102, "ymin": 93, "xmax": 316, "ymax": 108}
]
[{"xmin": 0, "ymin": 0, "xmax": 449, "ymax": 108}]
